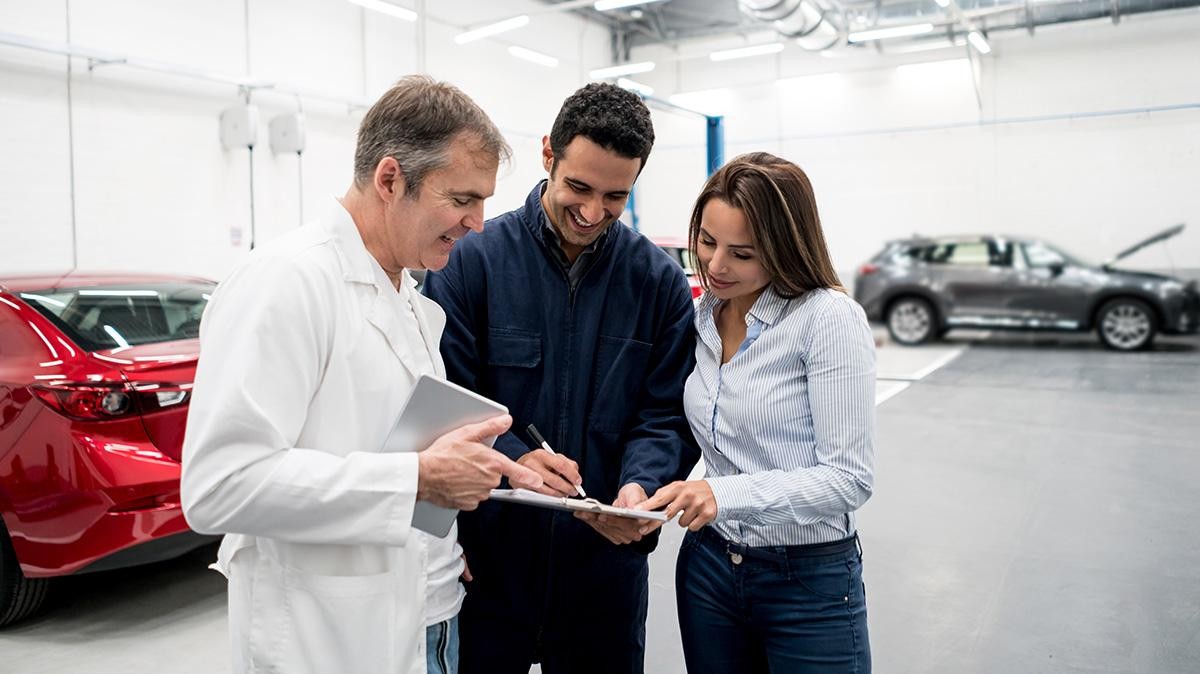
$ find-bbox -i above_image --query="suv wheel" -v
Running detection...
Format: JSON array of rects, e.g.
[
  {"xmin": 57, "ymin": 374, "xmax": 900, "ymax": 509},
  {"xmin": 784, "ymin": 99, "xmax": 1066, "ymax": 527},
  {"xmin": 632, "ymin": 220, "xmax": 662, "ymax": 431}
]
[
  {"xmin": 887, "ymin": 297, "xmax": 937, "ymax": 345},
  {"xmin": 0, "ymin": 519, "xmax": 49, "ymax": 627},
  {"xmin": 1097, "ymin": 298, "xmax": 1156, "ymax": 351}
]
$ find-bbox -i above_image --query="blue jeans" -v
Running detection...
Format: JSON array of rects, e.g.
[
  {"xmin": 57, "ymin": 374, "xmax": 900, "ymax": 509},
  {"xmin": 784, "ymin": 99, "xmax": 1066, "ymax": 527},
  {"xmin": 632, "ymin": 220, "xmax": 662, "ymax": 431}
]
[
  {"xmin": 676, "ymin": 528, "xmax": 871, "ymax": 674},
  {"xmin": 427, "ymin": 616, "xmax": 460, "ymax": 674}
]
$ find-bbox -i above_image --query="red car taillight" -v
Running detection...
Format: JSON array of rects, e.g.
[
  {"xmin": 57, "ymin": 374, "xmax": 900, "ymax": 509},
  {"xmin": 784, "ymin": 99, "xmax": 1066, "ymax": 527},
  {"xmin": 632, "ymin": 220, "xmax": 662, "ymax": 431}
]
[
  {"xmin": 858, "ymin": 263, "xmax": 880, "ymax": 276},
  {"xmin": 31, "ymin": 382, "xmax": 191, "ymax": 421}
]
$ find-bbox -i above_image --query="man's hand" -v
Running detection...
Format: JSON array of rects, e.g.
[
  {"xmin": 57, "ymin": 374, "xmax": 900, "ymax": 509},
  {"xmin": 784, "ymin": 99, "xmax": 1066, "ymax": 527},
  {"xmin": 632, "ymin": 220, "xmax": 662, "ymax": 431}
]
[
  {"xmin": 635, "ymin": 480, "xmax": 717, "ymax": 534},
  {"xmin": 417, "ymin": 415, "xmax": 543, "ymax": 510},
  {"xmin": 517, "ymin": 449, "xmax": 584, "ymax": 498},
  {"xmin": 575, "ymin": 482, "xmax": 654, "ymax": 545}
]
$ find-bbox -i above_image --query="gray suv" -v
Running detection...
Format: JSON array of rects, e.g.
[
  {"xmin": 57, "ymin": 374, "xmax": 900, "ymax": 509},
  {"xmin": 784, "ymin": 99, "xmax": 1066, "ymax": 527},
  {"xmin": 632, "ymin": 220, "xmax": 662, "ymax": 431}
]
[{"xmin": 853, "ymin": 224, "xmax": 1199, "ymax": 351}]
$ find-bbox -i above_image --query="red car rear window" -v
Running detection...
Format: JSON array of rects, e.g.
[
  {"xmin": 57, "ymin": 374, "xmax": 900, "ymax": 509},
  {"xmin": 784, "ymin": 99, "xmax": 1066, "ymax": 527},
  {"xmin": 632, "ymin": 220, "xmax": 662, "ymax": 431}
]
[{"xmin": 17, "ymin": 282, "xmax": 215, "ymax": 352}]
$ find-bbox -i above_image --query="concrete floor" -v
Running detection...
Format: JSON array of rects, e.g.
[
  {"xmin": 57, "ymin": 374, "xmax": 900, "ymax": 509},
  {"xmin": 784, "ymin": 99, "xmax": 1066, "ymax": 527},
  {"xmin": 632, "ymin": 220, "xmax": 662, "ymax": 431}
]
[{"xmin": 2, "ymin": 329, "xmax": 1197, "ymax": 673}]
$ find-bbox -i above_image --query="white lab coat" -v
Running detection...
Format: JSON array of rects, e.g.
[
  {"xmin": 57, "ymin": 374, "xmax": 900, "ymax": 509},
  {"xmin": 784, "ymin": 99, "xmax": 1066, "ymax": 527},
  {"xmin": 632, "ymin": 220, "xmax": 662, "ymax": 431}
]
[{"xmin": 182, "ymin": 200, "xmax": 446, "ymax": 674}]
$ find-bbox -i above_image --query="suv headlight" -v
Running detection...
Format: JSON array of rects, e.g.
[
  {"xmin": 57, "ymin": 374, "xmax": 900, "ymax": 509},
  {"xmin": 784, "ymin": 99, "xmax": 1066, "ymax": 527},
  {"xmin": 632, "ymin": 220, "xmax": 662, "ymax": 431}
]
[{"xmin": 1158, "ymin": 280, "xmax": 1185, "ymax": 296}]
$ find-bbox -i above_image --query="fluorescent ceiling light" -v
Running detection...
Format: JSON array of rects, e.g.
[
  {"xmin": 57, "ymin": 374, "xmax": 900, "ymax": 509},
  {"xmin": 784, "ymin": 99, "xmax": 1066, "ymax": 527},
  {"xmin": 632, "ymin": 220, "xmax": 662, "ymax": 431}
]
[
  {"xmin": 594, "ymin": 0, "xmax": 668, "ymax": 11},
  {"xmin": 508, "ymin": 45, "xmax": 559, "ymax": 68},
  {"xmin": 967, "ymin": 30, "xmax": 991, "ymax": 54},
  {"xmin": 617, "ymin": 77, "xmax": 654, "ymax": 95},
  {"xmin": 934, "ymin": 0, "xmax": 951, "ymax": 6},
  {"xmin": 346, "ymin": 0, "xmax": 417, "ymax": 21},
  {"xmin": 589, "ymin": 61, "xmax": 655, "ymax": 79},
  {"xmin": 455, "ymin": 15, "xmax": 530, "ymax": 44},
  {"xmin": 710, "ymin": 43, "xmax": 784, "ymax": 62},
  {"xmin": 848, "ymin": 23, "xmax": 934, "ymax": 43}
]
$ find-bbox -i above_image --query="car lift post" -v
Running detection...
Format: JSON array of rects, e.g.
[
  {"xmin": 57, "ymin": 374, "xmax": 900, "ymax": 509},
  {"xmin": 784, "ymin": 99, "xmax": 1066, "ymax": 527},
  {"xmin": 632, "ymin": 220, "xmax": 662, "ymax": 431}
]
[{"xmin": 626, "ymin": 93, "xmax": 724, "ymax": 233}]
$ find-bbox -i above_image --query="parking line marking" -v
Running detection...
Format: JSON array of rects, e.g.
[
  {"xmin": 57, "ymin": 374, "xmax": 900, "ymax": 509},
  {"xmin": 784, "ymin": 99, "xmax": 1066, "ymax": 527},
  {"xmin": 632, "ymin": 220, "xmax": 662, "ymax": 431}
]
[
  {"xmin": 877, "ymin": 347, "xmax": 968, "ymax": 383},
  {"xmin": 875, "ymin": 381, "xmax": 912, "ymax": 406},
  {"xmin": 909, "ymin": 347, "xmax": 967, "ymax": 380}
]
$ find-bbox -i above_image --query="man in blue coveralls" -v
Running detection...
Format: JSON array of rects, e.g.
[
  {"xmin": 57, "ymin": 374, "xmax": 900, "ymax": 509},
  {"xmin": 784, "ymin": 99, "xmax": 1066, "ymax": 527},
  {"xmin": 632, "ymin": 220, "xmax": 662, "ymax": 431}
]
[{"xmin": 423, "ymin": 83, "xmax": 698, "ymax": 674}]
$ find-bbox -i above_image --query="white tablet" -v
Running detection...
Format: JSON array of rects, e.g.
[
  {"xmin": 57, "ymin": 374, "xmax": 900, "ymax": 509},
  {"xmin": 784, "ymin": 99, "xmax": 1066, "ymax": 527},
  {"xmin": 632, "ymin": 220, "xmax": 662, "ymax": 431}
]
[{"xmin": 383, "ymin": 374, "xmax": 508, "ymax": 537}]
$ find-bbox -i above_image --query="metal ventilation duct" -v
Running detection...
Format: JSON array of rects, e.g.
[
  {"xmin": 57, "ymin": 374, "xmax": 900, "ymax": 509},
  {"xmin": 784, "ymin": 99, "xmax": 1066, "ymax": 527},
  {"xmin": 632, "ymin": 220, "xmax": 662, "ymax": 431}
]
[
  {"xmin": 738, "ymin": 0, "xmax": 1200, "ymax": 52},
  {"xmin": 738, "ymin": 0, "xmax": 843, "ymax": 50}
]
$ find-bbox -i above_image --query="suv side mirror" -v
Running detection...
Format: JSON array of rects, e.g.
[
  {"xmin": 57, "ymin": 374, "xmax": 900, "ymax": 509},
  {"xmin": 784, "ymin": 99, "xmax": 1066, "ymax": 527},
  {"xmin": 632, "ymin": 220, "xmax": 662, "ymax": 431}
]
[{"xmin": 1047, "ymin": 262, "xmax": 1065, "ymax": 277}]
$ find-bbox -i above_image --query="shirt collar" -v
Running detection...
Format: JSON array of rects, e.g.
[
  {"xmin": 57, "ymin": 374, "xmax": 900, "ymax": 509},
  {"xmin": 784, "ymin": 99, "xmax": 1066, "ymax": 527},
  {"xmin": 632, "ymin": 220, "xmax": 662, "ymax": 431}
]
[{"xmin": 747, "ymin": 285, "xmax": 791, "ymax": 326}]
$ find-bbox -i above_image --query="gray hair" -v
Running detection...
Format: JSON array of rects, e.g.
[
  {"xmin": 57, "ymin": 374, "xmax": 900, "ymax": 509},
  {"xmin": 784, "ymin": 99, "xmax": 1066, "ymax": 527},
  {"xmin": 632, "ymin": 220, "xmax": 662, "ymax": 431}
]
[{"xmin": 353, "ymin": 75, "xmax": 510, "ymax": 195}]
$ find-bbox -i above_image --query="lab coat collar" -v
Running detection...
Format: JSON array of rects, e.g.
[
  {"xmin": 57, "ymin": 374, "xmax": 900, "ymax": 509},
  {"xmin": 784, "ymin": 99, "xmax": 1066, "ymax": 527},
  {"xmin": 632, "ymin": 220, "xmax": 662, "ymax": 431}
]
[
  {"xmin": 324, "ymin": 198, "xmax": 443, "ymax": 380},
  {"xmin": 326, "ymin": 198, "xmax": 380, "ymax": 286}
]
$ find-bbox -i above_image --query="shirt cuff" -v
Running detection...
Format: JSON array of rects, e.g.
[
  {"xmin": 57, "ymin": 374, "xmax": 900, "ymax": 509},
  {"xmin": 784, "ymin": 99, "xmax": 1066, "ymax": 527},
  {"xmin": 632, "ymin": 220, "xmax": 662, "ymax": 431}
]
[{"xmin": 705, "ymin": 474, "xmax": 757, "ymax": 523}]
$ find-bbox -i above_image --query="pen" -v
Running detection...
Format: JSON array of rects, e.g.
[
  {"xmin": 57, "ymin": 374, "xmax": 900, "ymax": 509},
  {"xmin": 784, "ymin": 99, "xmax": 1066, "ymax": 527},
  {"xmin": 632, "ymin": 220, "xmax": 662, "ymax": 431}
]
[{"xmin": 526, "ymin": 424, "xmax": 587, "ymax": 498}]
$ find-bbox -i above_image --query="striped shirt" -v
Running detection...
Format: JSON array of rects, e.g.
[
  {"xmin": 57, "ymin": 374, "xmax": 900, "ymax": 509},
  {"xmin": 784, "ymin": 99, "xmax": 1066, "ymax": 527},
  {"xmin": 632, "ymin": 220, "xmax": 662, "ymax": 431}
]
[{"xmin": 683, "ymin": 286, "xmax": 876, "ymax": 547}]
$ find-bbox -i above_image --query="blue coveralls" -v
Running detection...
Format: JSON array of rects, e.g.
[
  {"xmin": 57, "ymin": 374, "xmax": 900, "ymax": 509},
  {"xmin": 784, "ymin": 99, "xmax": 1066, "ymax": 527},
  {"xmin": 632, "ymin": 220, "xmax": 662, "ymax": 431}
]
[{"xmin": 423, "ymin": 182, "xmax": 699, "ymax": 674}]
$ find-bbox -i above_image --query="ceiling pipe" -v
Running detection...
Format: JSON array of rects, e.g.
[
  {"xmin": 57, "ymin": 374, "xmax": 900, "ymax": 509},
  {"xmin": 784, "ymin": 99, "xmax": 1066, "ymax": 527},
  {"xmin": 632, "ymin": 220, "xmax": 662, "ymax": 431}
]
[
  {"xmin": 734, "ymin": 0, "xmax": 1199, "ymax": 51},
  {"xmin": 738, "ymin": 0, "xmax": 847, "ymax": 50}
]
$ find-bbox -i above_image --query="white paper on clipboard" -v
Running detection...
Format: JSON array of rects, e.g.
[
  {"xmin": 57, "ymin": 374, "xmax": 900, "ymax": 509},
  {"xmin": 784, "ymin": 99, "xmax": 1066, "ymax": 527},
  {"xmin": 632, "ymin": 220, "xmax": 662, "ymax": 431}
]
[{"xmin": 488, "ymin": 488, "xmax": 668, "ymax": 521}]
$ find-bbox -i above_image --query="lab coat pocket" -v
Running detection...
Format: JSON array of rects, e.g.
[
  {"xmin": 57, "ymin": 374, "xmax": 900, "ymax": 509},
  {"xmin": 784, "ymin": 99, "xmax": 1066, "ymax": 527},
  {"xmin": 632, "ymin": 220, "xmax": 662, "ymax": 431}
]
[{"xmin": 248, "ymin": 553, "xmax": 408, "ymax": 674}]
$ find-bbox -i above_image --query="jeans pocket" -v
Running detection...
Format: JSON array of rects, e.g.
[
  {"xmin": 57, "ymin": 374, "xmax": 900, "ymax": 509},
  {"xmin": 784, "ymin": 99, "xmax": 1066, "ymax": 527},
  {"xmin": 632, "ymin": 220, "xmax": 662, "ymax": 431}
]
[{"xmin": 790, "ymin": 557, "xmax": 854, "ymax": 601}]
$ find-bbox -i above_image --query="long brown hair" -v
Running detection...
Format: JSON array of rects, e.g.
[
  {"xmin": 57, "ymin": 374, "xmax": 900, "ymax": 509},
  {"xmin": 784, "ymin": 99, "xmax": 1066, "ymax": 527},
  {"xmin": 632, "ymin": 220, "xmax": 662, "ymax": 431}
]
[{"xmin": 688, "ymin": 152, "xmax": 844, "ymax": 298}]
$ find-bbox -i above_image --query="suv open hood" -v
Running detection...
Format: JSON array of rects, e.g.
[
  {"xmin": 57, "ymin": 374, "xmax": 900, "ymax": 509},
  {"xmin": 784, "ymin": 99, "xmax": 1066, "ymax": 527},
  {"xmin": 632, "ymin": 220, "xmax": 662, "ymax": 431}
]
[{"xmin": 1103, "ymin": 223, "xmax": 1185, "ymax": 268}]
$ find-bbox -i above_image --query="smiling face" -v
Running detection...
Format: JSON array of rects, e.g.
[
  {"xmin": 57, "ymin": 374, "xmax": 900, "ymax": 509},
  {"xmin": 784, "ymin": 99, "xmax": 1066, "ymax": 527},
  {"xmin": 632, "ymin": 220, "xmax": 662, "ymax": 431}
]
[
  {"xmin": 695, "ymin": 198, "xmax": 772, "ymax": 304},
  {"xmin": 380, "ymin": 132, "xmax": 498, "ymax": 272},
  {"xmin": 540, "ymin": 136, "xmax": 642, "ymax": 263}
]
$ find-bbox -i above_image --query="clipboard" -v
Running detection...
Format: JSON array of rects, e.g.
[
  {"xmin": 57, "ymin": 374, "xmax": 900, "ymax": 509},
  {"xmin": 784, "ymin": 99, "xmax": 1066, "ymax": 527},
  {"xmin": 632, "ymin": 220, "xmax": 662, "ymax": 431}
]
[
  {"xmin": 488, "ymin": 488, "xmax": 668, "ymax": 522},
  {"xmin": 383, "ymin": 374, "xmax": 508, "ymax": 537}
]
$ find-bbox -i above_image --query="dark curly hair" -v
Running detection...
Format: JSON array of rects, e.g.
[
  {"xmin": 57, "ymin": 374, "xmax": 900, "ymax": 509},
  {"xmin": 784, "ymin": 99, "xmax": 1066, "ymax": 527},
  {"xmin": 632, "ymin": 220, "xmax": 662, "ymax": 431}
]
[{"xmin": 549, "ymin": 82, "xmax": 655, "ymax": 173}]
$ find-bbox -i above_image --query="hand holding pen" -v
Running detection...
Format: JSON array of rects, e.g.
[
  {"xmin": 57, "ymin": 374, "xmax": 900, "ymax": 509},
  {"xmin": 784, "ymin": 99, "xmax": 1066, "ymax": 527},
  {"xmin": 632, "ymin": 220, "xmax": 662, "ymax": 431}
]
[{"xmin": 519, "ymin": 424, "xmax": 587, "ymax": 499}]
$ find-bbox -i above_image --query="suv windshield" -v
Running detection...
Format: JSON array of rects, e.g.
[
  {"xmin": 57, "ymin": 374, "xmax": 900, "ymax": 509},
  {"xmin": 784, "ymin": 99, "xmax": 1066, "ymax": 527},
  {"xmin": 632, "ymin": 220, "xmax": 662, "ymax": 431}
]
[{"xmin": 19, "ymin": 282, "xmax": 214, "ymax": 352}]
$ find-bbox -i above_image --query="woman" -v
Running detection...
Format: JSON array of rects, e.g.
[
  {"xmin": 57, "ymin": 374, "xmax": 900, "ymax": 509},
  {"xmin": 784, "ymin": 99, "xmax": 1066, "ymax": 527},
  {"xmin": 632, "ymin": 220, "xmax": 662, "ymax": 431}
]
[{"xmin": 639, "ymin": 152, "xmax": 875, "ymax": 673}]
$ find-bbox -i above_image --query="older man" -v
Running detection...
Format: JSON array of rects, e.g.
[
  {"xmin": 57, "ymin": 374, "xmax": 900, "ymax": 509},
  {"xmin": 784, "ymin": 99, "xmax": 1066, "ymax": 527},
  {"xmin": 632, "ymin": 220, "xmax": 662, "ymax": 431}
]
[{"xmin": 182, "ymin": 76, "xmax": 541, "ymax": 674}]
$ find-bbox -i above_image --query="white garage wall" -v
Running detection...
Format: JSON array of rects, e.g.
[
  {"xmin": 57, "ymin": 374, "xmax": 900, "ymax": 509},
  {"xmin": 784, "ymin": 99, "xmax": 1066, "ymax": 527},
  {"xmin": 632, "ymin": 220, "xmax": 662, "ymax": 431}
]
[
  {"xmin": 0, "ymin": 0, "xmax": 610, "ymax": 281},
  {"xmin": 630, "ymin": 10, "xmax": 1200, "ymax": 277}
]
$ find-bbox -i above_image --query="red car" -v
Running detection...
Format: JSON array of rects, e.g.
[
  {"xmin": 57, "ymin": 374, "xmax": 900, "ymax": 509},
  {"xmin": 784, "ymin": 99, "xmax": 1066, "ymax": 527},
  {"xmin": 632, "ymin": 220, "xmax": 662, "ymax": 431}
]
[
  {"xmin": 0, "ymin": 272, "xmax": 217, "ymax": 626},
  {"xmin": 653, "ymin": 236, "xmax": 703, "ymax": 300}
]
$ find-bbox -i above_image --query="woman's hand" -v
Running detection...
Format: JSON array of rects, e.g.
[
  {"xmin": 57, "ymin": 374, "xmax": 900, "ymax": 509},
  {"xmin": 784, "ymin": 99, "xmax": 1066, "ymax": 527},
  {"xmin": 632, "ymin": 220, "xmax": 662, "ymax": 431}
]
[{"xmin": 636, "ymin": 480, "xmax": 718, "ymax": 535}]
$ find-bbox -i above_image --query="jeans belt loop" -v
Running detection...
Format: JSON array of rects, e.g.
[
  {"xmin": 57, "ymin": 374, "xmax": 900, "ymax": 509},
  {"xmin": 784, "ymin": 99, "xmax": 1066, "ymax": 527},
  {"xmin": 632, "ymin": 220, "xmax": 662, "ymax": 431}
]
[{"xmin": 725, "ymin": 541, "xmax": 786, "ymax": 566}]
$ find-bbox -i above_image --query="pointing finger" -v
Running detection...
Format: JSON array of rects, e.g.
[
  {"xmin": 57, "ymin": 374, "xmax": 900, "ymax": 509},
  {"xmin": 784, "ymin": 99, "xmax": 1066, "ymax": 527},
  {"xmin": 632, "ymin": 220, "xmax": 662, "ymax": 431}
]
[{"xmin": 497, "ymin": 454, "xmax": 543, "ymax": 491}]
